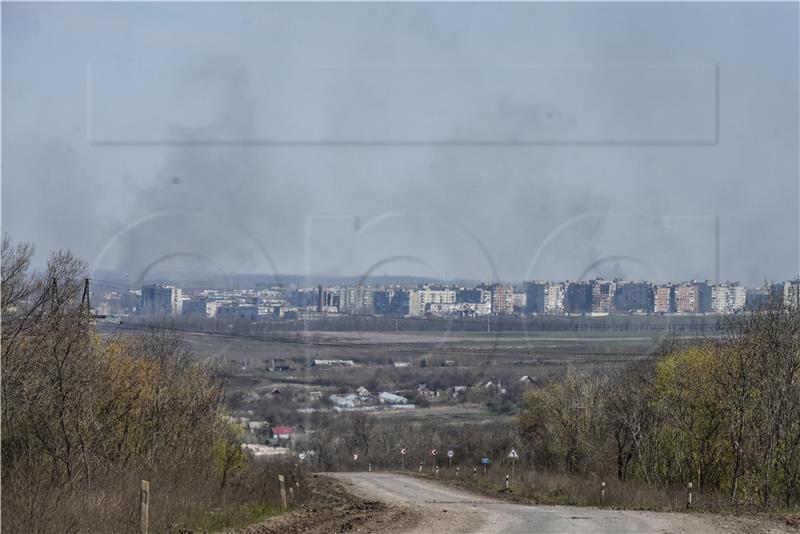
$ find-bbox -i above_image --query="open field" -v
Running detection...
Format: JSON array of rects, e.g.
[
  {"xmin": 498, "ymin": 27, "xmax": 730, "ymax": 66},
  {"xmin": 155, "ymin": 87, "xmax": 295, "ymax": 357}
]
[{"xmin": 98, "ymin": 317, "xmax": 718, "ymax": 427}]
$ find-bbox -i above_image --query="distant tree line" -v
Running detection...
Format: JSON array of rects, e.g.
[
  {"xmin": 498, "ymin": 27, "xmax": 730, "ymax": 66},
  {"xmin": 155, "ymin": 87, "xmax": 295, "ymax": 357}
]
[{"xmin": 133, "ymin": 311, "xmax": 724, "ymax": 336}]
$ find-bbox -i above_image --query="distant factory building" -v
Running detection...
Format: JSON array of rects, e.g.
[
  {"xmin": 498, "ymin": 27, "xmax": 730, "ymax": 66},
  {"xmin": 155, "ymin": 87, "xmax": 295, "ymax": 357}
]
[{"xmin": 141, "ymin": 284, "xmax": 183, "ymax": 316}]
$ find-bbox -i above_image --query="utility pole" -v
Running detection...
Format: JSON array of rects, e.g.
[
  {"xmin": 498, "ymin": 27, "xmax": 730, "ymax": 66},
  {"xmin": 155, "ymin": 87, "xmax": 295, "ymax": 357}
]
[
  {"xmin": 81, "ymin": 278, "xmax": 91, "ymax": 315},
  {"xmin": 81, "ymin": 278, "xmax": 107, "ymax": 319}
]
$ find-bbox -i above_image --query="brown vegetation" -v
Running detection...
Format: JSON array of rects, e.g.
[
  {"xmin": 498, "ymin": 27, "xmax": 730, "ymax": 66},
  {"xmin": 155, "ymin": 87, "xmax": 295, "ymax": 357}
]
[
  {"xmin": 517, "ymin": 297, "xmax": 800, "ymax": 510},
  {"xmin": 1, "ymin": 236, "xmax": 302, "ymax": 533}
]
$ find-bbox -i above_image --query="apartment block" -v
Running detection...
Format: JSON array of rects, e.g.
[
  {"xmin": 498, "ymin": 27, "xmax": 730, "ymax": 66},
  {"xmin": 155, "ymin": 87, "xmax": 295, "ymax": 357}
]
[
  {"xmin": 565, "ymin": 282, "xmax": 592, "ymax": 314},
  {"xmin": 654, "ymin": 285, "xmax": 675, "ymax": 313},
  {"xmin": 674, "ymin": 282, "xmax": 711, "ymax": 314},
  {"xmin": 613, "ymin": 281, "xmax": 654, "ymax": 313},
  {"xmin": 141, "ymin": 284, "xmax": 182, "ymax": 316},
  {"xmin": 591, "ymin": 279, "xmax": 616, "ymax": 314},
  {"xmin": 490, "ymin": 284, "xmax": 515, "ymax": 315}
]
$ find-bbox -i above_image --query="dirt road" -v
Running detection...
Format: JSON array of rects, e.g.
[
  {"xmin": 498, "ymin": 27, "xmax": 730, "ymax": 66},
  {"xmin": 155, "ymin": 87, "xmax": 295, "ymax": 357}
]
[{"xmin": 330, "ymin": 472, "xmax": 793, "ymax": 534}]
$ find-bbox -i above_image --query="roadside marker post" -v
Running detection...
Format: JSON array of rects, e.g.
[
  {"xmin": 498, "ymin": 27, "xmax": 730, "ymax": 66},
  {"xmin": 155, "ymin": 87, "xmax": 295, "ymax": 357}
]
[
  {"xmin": 472, "ymin": 467, "xmax": 477, "ymax": 481},
  {"xmin": 140, "ymin": 480, "xmax": 149, "ymax": 534},
  {"xmin": 456, "ymin": 466, "xmax": 460, "ymax": 477},
  {"xmin": 419, "ymin": 461, "xmax": 423, "ymax": 473},
  {"xmin": 601, "ymin": 481, "xmax": 606, "ymax": 505},
  {"xmin": 368, "ymin": 462, "xmax": 372, "ymax": 472},
  {"xmin": 508, "ymin": 448, "xmax": 519, "ymax": 481},
  {"xmin": 687, "ymin": 482, "xmax": 693, "ymax": 509},
  {"xmin": 435, "ymin": 465, "xmax": 439, "ymax": 478},
  {"xmin": 278, "ymin": 474, "xmax": 287, "ymax": 510},
  {"xmin": 505, "ymin": 475, "xmax": 509, "ymax": 489}
]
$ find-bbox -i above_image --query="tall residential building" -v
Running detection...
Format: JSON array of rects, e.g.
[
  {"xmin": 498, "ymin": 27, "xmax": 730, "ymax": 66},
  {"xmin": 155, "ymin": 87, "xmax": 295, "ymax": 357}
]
[
  {"xmin": 141, "ymin": 285, "xmax": 183, "ymax": 316},
  {"xmin": 490, "ymin": 284, "xmax": 515, "ymax": 315},
  {"xmin": 729, "ymin": 285, "xmax": 747, "ymax": 312},
  {"xmin": 544, "ymin": 282, "xmax": 566, "ymax": 314},
  {"xmin": 373, "ymin": 289, "xmax": 410, "ymax": 316},
  {"xmin": 524, "ymin": 282, "xmax": 546, "ymax": 314},
  {"xmin": 341, "ymin": 285, "xmax": 374, "ymax": 315},
  {"xmin": 590, "ymin": 279, "xmax": 617, "ymax": 314},
  {"xmin": 710, "ymin": 283, "xmax": 748, "ymax": 314},
  {"xmin": 408, "ymin": 286, "xmax": 456, "ymax": 317},
  {"xmin": 654, "ymin": 285, "xmax": 675, "ymax": 313},
  {"xmin": 456, "ymin": 288, "xmax": 484, "ymax": 304},
  {"xmin": 674, "ymin": 282, "xmax": 712, "ymax": 314},
  {"xmin": 613, "ymin": 281, "xmax": 654, "ymax": 313},
  {"xmin": 783, "ymin": 280, "xmax": 800, "ymax": 309},
  {"xmin": 710, "ymin": 284, "xmax": 730, "ymax": 314},
  {"xmin": 565, "ymin": 281, "xmax": 592, "ymax": 314},
  {"xmin": 513, "ymin": 292, "xmax": 527, "ymax": 312},
  {"xmin": 455, "ymin": 287, "xmax": 492, "ymax": 316}
]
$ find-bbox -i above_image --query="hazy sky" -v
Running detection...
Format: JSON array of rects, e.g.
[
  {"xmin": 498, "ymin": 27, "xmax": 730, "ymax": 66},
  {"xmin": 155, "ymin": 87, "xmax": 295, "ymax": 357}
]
[{"xmin": 2, "ymin": 2, "xmax": 798, "ymax": 286}]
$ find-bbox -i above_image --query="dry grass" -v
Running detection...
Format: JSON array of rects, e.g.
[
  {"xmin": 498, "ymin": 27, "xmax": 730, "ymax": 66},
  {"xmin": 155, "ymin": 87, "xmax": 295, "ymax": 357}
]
[
  {"xmin": 1, "ymin": 462, "xmax": 307, "ymax": 533},
  {"xmin": 413, "ymin": 468, "xmax": 762, "ymax": 514}
]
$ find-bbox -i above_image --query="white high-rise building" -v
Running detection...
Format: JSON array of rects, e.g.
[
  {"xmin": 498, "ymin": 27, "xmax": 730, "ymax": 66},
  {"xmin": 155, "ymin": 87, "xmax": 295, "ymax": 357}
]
[{"xmin": 409, "ymin": 286, "xmax": 457, "ymax": 316}]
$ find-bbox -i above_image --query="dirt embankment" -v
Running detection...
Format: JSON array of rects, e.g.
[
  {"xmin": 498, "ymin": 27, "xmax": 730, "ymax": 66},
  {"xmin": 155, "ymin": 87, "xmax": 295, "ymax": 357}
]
[{"xmin": 231, "ymin": 474, "xmax": 420, "ymax": 534}]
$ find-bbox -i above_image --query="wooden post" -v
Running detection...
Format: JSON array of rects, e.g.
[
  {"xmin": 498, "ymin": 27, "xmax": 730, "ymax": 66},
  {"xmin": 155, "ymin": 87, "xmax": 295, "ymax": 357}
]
[
  {"xmin": 278, "ymin": 474, "xmax": 287, "ymax": 510},
  {"xmin": 140, "ymin": 480, "xmax": 149, "ymax": 534},
  {"xmin": 687, "ymin": 482, "xmax": 693, "ymax": 509},
  {"xmin": 601, "ymin": 481, "xmax": 606, "ymax": 505}
]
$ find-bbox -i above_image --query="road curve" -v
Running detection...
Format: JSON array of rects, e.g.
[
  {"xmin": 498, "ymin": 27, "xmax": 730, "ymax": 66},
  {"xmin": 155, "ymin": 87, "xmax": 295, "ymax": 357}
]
[{"xmin": 328, "ymin": 472, "xmax": 766, "ymax": 534}]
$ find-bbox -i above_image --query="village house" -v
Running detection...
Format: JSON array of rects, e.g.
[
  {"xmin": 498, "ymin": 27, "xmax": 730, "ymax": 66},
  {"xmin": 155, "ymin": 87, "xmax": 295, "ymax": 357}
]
[
  {"xmin": 417, "ymin": 384, "xmax": 437, "ymax": 397},
  {"xmin": 270, "ymin": 425, "xmax": 295, "ymax": 440},
  {"xmin": 378, "ymin": 392, "xmax": 408, "ymax": 405}
]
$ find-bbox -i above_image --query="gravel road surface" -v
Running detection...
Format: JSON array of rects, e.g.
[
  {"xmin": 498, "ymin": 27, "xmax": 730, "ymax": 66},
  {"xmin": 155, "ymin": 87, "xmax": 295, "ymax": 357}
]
[{"xmin": 330, "ymin": 472, "xmax": 794, "ymax": 534}]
